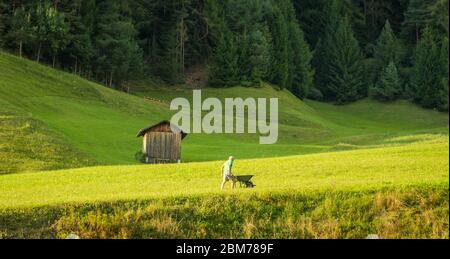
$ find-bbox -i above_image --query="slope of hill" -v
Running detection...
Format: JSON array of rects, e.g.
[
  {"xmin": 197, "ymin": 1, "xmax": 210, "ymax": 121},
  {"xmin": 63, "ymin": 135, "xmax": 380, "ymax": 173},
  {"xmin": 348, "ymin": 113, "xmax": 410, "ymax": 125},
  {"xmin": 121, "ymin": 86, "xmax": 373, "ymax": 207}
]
[
  {"xmin": 1, "ymin": 51, "xmax": 449, "ymax": 174},
  {"xmin": 0, "ymin": 137, "xmax": 448, "ymax": 238},
  {"xmin": 1, "ymin": 136, "xmax": 448, "ymax": 209},
  {"xmin": 0, "ymin": 52, "xmax": 448, "ymax": 239}
]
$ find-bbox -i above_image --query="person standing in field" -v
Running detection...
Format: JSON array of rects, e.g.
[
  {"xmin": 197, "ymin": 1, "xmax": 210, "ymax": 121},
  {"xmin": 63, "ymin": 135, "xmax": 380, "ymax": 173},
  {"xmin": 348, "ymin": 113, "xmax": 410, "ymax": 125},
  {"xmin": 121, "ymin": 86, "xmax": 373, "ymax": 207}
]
[{"xmin": 221, "ymin": 156, "xmax": 237, "ymax": 190}]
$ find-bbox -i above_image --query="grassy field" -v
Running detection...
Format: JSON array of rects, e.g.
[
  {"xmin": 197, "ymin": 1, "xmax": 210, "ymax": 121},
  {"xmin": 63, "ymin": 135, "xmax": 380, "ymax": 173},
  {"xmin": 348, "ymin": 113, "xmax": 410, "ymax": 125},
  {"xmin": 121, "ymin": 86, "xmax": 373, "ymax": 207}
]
[
  {"xmin": 0, "ymin": 51, "xmax": 449, "ymax": 239},
  {"xmin": 0, "ymin": 135, "xmax": 448, "ymax": 209},
  {"xmin": 1, "ymin": 52, "xmax": 448, "ymax": 173},
  {"xmin": 0, "ymin": 135, "xmax": 448, "ymax": 238}
]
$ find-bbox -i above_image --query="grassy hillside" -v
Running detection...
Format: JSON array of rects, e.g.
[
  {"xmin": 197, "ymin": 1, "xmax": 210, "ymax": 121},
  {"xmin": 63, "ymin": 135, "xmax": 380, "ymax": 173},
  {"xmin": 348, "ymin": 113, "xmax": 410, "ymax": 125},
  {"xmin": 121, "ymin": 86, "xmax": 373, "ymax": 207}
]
[
  {"xmin": 0, "ymin": 52, "xmax": 448, "ymax": 239},
  {"xmin": 0, "ymin": 136, "xmax": 448, "ymax": 238},
  {"xmin": 0, "ymin": 52, "xmax": 169, "ymax": 172},
  {"xmin": 1, "ymin": 52, "xmax": 448, "ymax": 174},
  {"xmin": 0, "ymin": 136, "xmax": 448, "ymax": 209}
]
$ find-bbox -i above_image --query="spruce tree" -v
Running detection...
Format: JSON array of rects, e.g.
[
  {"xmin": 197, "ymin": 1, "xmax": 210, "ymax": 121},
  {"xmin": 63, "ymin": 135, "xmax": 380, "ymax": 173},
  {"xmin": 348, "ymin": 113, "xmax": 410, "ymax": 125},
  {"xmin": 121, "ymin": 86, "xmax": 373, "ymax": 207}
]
[
  {"xmin": 267, "ymin": 4, "xmax": 289, "ymax": 89},
  {"xmin": 326, "ymin": 17, "xmax": 364, "ymax": 104},
  {"xmin": 160, "ymin": 25, "xmax": 185, "ymax": 84},
  {"xmin": 370, "ymin": 61, "xmax": 402, "ymax": 101},
  {"xmin": 313, "ymin": 0, "xmax": 342, "ymax": 98},
  {"xmin": 206, "ymin": 0, "xmax": 238, "ymax": 87},
  {"xmin": 279, "ymin": 0, "xmax": 314, "ymax": 99},
  {"xmin": 247, "ymin": 28, "xmax": 271, "ymax": 86},
  {"xmin": 63, "ymin": 0, "xmax": 95, "ymax": 75},
  {"xmin": 438, "ymin": 37, "xmax": 449, "ymax": 111},
  {"xmin": 402, "ymin": 0, "xmax": 433, "ymax": 43},
  {"xmin": 94, "ymin": 0, "xmax": 142, "ymax": 87},
  {"xmin": 288, "ymin": 20, "xmax": 314, "ymax": 99},
  {"xmin": 315, "ymin": 2, "xmax": 364, "ymax": 104},
  {"xmin": 430, "ymin": 0, "xmax": 449, "ymax": 35},
  {"xmin": 374, "ymin": 20, "xmax": 401, "ymax": 77},
  {"xmin": 0, "ymin": 1, "xmax": 7, "ymax": 47},
  {"xmin": 411, "ymin": 27, "xmax": 442, "ymax": 109},
  {"xmin": 33, "ymin": 1, "xmax": 51, "ymax": 63},
  {"xmin": 46, "ymin": 6, "xmax": 69, "ymax": 67},
  {"xmin": 208, "ymin": 30, "xmax": 238, "ymax": 87},
  {"xmin": 6, "ymin": 6, "xmax": 33, "ymax": 58}
]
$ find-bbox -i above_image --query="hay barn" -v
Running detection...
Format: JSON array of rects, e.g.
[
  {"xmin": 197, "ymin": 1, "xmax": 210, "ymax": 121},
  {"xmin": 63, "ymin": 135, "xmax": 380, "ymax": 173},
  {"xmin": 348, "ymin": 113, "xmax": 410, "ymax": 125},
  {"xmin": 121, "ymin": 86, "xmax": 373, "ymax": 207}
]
[{"xmin": 137, "ymin": 121, "xmax": 187, "ymax": 164}]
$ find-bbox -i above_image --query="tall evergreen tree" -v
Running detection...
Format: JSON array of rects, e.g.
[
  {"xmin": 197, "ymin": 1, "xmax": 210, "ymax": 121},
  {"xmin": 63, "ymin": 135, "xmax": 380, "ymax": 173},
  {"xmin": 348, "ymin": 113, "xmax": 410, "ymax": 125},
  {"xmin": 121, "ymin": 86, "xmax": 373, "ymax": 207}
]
[
  {"xmin": 0, "ymin": 0, "xmax": 10, "ymax": 47},
  {"xmin": 325, "ymin": 17, "xmax": 365, "ymax": 104},
  {"xmin": 314, "ymin": 1, "xmax": 364, "ymax": 103},
  {"xmin": 94, "ymin": 0, "xmax": 142, "ymax": 87},
  {"xmin": 373, "ymin": 20, "xmax": 401, "ymax": 86},
  {"xmin": 411, "ymin": 27, "xmax": 443, "ymax": 108},
  {"xmin": 63, "ymin": 0, "xmax": 95, "ymax": 75},
  {"xmin": 402, "ymin": 0, "xmax": 434, "ymax": 43},
  {"xmin": 206, "ymin": 0, "xmax": 238, "ymax": 87},
  {"xmin": 208, "ymin": 29, "xmax": 238, "ymax": 87},
  {"xmin": 33, "ymin": 1, "xmax": 51, "ymax": 63},
  {"xmin": 430, "ymin": 0, "xmax": 449, "ymax": 35},
  {"xmin": 374, "ymin": 20, "xmax": 401, "ymax": 69},
  {"xmin": 6, "ymin": 6, "xmax": 33, "ymax": 58},
  {"xmin": 313, "ymin": 0, "xmax": 342, "ymax": 96},
  {"xmin": 46, "ymin": 6, "xmax": 69, "ymax": 67},
  {"xmin": 267, "ymin": 3, "xmax": 289, "ymax": 89},
  {"xmin": 437, "ymin": 36, "xmax": 448, "ymax": 111},
  {"xmin": 292, "ymin": 0, "xmax": 327, "ymax": 47},
  {"xmin": 370, "ymin": 61, "xmax": 402, "ymax": 101},
  {"xmin": 287, "ymin": 10, "xmax": 314, "ymax": 99},
  {"xmin": 247, "ymin": 28, "xmax": 271, "ymax": 86}
]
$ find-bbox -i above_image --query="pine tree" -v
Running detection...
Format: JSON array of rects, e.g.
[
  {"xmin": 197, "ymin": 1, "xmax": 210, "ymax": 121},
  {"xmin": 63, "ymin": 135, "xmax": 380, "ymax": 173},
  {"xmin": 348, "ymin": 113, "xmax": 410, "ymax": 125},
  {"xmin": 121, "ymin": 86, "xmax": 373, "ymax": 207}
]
[
  {"xmin": 63, "ymin": 0, "xmax": 95, "ymax": 75},
  {"xmin": 374, "ymin": 20, "xmax": 401, "ymax": 73},
  {"xmin": 0, "ymin": 0, "xmax": 13, "ymax": 47},
  {"xmin": 313, "ymin": 0, "xmax": 342, "ymax": 97},
  {"xmin": 402, "ymin": 0, "xmax": 433, "ymax": 43},
  {"xmin": 247, "ymin": 28, "xmax": 271, "ymax": 86},
  {"xmin": 370, "ymin": 61, "xmax": 402, "ymax": 101},
  {"xmin": 159, "ymin": 22, "xmax": 182, "ymax": 84},
  {"xmin": 267, "ymin": 3, "xmax": 289, "ymax": 89},
  {"xmin": 206, "ymin": 0, "xmax": 239, "ymax": 87},
  {"xmin": 292, "ymin": 0, "xmax": 327, "ymax": 47},
  {"xmin": 0, "ymin": 1, "xmax": 7, "ymax": 47},
  {"xmin": 411, "ymin": 27, "xmax": 443, "ymax": 108},
  {"xmin": 6, "ymin": 6, "xmax": 33, "ymax": 58},
  {"xmin": 29, "ymin": 1, "xmax": 68, "ymax": 65},
  {"xmin": 46, "ymin": 6, "xmax": 69, "ymax": 67},
  {"xmin": 430, "ymin": 0, "xmax": 449, "ymax": 35},
  {"xmin": 208, "ymin": 30, "xmax": 238, "ymax": 87},
  {"xmin": 288, "ymin": 19, "xmax": 314, "ymax": 99},
  {"xmin": 33, "ymin": 1, "xmax": 51, "ymax": 63},
  {"xmin": 236, "ymin": 31, "xmax": 252, "ymax": 85},
  {"xmin": 94, "ymin": 0, "xmax": 142, "ymax": 87},
  {"xmin": 315, "ymin": 1, "xmax": 364, "ymax": 104},
  {"xmin": 277, "ymin": 0, "xmax": 314, "ymax": 98},
  {"xmin": 327, "ymin": 17, "xmax": 364, "ymax": 104},
  {"xmin": 438, "ymin": 37, "xmax": 449, "ymax": 111}
]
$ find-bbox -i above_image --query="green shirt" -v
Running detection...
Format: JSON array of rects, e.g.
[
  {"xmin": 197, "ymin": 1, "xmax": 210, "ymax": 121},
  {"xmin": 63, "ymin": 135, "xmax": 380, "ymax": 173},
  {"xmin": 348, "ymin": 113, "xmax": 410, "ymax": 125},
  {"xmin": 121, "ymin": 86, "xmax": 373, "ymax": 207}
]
[{"xmin": 223, "ymin": 159, "xmax": 233, "ymax": 176}]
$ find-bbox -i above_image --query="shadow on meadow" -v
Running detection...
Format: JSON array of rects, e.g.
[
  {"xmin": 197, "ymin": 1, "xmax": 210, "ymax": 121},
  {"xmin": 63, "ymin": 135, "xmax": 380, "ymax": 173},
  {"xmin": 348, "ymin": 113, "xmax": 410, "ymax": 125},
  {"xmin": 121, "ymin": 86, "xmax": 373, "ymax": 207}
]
[{"xmin": 1, "ymin": 185, "xmax": 448, "ymax": 239}]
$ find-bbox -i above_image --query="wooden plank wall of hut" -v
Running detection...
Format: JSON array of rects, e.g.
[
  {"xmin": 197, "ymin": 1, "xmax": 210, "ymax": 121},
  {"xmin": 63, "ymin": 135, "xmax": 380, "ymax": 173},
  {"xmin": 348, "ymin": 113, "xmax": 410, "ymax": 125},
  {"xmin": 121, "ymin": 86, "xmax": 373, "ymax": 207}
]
[{"xmin": 146, "ymin": 132, "xmax": 181, "ymax": 164}]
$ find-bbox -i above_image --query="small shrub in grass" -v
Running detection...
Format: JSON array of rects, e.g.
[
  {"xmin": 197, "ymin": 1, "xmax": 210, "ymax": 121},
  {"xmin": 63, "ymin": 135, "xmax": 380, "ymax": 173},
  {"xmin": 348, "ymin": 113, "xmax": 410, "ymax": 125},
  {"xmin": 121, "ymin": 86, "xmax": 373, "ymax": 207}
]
[{"xmin": 134, "ymin": 151, "xmax": 146, "ymax": 163}]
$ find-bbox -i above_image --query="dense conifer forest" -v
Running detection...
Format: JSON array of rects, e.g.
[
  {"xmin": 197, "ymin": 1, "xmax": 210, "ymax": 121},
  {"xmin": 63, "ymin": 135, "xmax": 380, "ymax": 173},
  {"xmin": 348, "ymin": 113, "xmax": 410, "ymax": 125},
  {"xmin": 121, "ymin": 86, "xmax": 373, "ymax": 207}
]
[{"xmin": 0, "ymin": 0, "xmax": 448, "ymax": 110}]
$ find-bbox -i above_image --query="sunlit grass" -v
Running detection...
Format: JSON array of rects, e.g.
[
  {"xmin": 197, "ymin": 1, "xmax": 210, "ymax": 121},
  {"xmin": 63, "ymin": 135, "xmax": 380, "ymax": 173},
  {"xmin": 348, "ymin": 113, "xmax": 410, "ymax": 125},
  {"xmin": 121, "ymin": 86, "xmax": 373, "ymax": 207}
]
[
  {"xmin": 0, "ymin": 137, "xmax": 447, "ymax": 209},
  {"xmin": 1, "ymin": 51, "xmax": 449, "ymax": 173}
]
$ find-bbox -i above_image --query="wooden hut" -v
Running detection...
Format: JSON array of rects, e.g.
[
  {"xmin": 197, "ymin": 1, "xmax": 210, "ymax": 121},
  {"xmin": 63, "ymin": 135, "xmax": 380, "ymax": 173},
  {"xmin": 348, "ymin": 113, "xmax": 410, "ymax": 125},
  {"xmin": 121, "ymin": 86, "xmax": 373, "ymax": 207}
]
[{"xmin": 137, "ymin": 121, "xmax": 187, "ymax": 164}]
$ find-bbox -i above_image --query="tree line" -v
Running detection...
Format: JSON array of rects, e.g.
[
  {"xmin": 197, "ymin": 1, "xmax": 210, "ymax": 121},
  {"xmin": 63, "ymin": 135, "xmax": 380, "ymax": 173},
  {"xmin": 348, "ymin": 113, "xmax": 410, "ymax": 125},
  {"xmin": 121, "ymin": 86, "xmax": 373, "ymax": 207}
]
[{"xmin": 0, "ymin": 0, "xmax": 448, "ymax": 111}]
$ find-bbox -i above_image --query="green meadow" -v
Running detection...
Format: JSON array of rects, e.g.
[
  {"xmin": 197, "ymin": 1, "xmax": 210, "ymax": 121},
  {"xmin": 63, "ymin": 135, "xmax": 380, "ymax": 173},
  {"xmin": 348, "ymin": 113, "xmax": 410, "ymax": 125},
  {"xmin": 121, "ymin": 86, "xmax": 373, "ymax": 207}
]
[
  {"xmin": 1, "ymin": 52, "xmax": 448, "ymax": 172},
  {"xmin": 0, "ymin": 52, "xmax": 449, "ymax": 238}
]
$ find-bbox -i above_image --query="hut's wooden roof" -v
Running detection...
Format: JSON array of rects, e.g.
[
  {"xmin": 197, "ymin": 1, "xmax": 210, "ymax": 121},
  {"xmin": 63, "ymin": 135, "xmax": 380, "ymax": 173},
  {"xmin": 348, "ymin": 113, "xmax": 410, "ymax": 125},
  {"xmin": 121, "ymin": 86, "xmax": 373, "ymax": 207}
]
[{"xmin": 136, "ymin": 120, "xmax": 188, "ymax": 139}]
